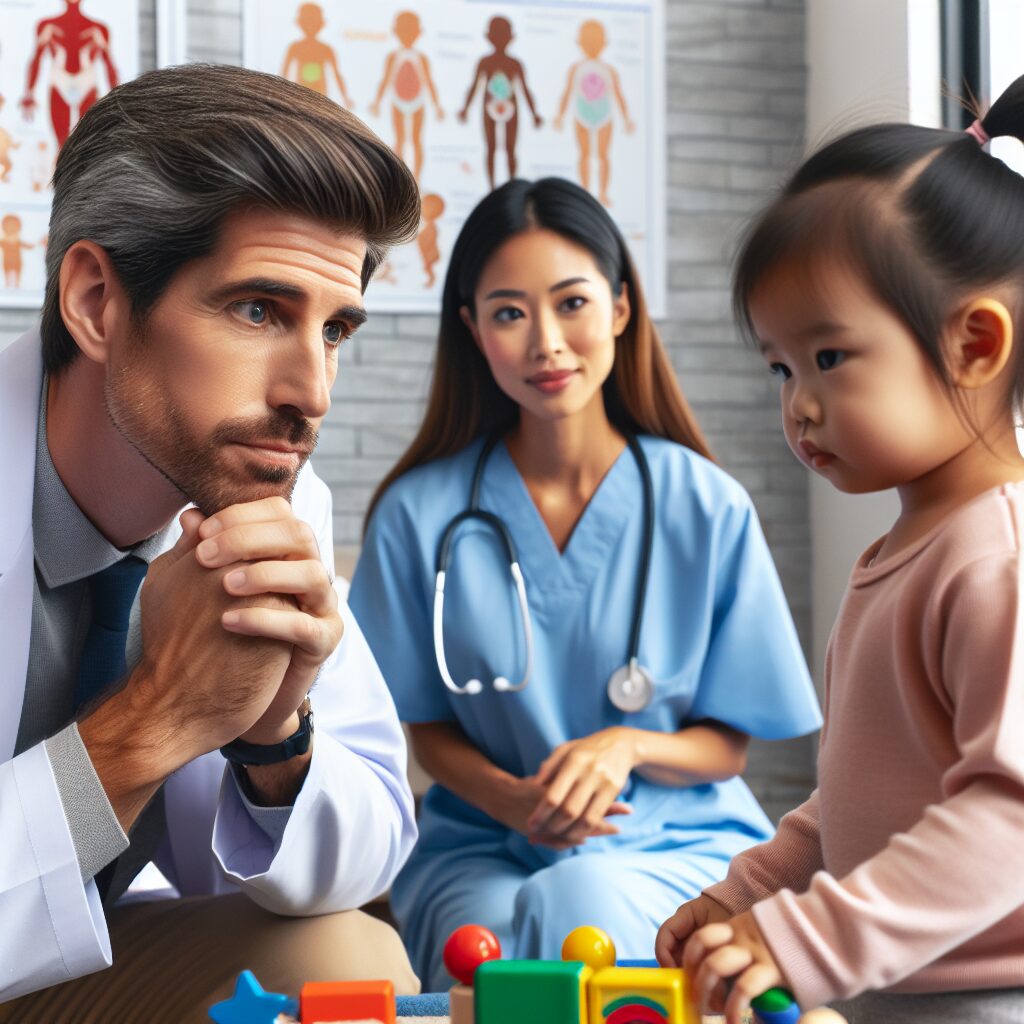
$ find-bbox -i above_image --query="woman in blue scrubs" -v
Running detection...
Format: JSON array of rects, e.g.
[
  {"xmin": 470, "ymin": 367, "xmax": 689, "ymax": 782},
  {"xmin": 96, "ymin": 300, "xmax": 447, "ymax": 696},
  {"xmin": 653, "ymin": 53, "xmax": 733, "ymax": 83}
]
[{"xmin": 349, "ymin": 178, "xmax": 821, "ymax": 991}]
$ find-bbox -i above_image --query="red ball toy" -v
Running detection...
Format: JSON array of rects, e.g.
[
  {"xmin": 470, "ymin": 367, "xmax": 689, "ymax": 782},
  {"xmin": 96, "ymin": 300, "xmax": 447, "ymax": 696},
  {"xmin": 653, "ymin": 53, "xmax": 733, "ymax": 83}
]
[{"xmin": 443, "ymin": 924, "xmax": 502, "ymax": 986}]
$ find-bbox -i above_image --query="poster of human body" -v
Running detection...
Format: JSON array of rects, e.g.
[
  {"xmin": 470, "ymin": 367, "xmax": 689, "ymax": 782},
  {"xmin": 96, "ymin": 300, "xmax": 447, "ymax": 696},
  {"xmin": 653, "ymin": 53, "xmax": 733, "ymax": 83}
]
[
  {"xmin": 243, "ymin": 0, "xmax": 666, "ymax": 315},
  {"xmin": 0, "ymin": 0, "xmax": 138, "ymax": 307}
]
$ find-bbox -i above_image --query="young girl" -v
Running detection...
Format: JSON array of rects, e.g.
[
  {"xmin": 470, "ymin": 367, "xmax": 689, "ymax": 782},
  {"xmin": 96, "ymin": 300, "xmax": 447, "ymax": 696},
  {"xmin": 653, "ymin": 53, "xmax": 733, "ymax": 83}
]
[
  {"xmin": 656, "ymin": 80, "xmax": 1024, "ymax": 1024},
  {"xmin": 349, "ymin": 177, "xmax": 821, "ymax": 991}
]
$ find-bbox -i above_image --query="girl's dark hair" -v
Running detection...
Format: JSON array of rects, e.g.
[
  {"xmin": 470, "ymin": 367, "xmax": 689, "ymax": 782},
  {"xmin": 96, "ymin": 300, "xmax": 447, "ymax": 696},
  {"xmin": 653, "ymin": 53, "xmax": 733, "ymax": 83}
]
[
  {"xmin": 365, "ymin": 176, "xmax": 712, "ymax": 527},
  {"xmin": 733, "ymin": 74, "xmax": 1024, "ymax": 418}
]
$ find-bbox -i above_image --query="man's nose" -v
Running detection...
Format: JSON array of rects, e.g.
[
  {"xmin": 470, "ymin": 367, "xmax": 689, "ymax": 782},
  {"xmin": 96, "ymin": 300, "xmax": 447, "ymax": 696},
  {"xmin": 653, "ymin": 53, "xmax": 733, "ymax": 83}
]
[{"xmin": 269, "ymin": 328, "xmax": 332, "ymax": 420}]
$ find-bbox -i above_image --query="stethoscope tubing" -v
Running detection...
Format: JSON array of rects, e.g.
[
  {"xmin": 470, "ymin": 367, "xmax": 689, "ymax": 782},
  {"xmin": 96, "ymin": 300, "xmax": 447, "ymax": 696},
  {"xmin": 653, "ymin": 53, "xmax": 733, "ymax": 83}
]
[{"xmin": 432, "ymin": 431, "xmax": 653, "ymax": 699}]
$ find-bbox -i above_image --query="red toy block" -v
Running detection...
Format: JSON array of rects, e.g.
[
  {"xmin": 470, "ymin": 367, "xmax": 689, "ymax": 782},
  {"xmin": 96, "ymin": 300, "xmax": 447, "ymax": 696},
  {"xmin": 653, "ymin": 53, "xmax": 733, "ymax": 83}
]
[{"xmin": 300, "ymin": 979, "xmax": 396, "ymax": 1023}]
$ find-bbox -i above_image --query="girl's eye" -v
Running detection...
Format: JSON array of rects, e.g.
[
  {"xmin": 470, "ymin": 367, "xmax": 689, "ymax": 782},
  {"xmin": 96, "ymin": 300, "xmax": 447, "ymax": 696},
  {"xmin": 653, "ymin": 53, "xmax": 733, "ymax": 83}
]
[
  {"xmin": 323, "ymin": 321, "xmax": 348, "ymax": 348},
  {"xmin": 816, "ymin": 349, "xmax": 846, "ymax": 371},
  {"xmin": 560, "ymin": 295, "xmax": 587, "ymax": 313},
  {"xmin": 236, "ymin": 300, "xmax": 269, "ymax": 326},
  {"xmin": 494, "ymin": 306, "xmax": 525, "ymax": 323},
  {"xmin": 768, "ymin": 362, "xmax": 791, "ymax": 380}
]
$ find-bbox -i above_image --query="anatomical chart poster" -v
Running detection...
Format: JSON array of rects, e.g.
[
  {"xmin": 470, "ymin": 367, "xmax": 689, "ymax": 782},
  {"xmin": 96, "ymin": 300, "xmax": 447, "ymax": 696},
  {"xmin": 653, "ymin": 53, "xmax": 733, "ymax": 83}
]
[
  {"xmin": 0, "ymin": 0, "xmax": 139, "ymax": 307},
  {"xmin": 243, "ymin": 0, "xmax": 666, "ymax": 316}
]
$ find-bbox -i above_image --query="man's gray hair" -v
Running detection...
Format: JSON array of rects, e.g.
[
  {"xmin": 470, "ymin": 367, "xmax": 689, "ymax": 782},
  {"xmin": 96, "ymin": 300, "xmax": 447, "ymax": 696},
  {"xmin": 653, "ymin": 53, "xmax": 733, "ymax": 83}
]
[{"xmin": 43, "ymin": 63, "xmax": 421, "ymax": 373}]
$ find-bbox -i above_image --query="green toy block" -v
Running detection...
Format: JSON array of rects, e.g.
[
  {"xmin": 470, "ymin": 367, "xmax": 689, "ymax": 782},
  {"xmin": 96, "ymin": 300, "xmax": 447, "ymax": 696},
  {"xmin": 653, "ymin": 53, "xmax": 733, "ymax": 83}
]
[{"xmin": 475, "ymin": 959, "xmax": 592, "ymax": 1024}]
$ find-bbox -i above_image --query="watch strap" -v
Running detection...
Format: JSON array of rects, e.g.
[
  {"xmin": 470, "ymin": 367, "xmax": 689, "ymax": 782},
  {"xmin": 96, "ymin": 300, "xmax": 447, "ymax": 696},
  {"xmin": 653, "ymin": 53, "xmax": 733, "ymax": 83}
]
[{"xmin": 220, "ymin": 697, "xmax": 313, "ymax": 766}]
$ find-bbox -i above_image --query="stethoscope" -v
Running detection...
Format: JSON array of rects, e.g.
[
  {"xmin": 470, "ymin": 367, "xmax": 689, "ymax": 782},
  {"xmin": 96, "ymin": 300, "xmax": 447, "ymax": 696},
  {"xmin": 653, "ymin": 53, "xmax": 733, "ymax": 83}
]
[{"xmin": 432, "ymin": 432, "xmax": 656, "ymax": 712}]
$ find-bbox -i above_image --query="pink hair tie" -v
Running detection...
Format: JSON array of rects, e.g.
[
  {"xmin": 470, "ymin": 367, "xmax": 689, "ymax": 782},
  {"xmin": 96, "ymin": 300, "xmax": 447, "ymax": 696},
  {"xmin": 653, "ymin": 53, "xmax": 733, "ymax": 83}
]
[{"xmin": 965, "ymin": 119, "xmax": 990, "ymax": 146}]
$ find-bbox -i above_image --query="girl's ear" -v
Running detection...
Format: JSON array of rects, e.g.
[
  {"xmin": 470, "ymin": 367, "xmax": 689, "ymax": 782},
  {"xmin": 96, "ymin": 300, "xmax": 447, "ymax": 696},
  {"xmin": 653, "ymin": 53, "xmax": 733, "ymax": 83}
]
[
  {"xmin": 460, "ymin": 305, "xmax": 482, "ymax": 351},
  {"xmin": 948, "ymin": 297, "xmax": 1014, "ymax": 389}
]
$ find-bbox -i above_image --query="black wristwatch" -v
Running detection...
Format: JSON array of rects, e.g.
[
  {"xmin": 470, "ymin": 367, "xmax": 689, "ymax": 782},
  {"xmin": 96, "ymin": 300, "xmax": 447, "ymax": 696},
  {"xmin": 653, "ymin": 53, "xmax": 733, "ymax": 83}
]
[{"xmin": 220, "ymin": 697, "xmax": 314, "ymax": 766}]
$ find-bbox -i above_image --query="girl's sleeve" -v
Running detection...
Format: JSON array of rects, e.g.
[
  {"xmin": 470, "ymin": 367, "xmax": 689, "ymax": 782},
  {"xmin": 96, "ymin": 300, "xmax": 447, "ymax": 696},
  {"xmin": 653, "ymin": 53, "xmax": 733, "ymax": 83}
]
[
  {"xmin": 703, "ymin": 788, "xmax": 824, "ymax": 913},
  {"xmin": 688, "ymin": 493, "xmax": 822, "ymax": 738},
  {"xmin": 750, "ymin": 552, "xmax": 1024, "ymax": 1009},
  {"xmin": 348, "ymin": 491, "xmax": 456, "ymax": 724}
]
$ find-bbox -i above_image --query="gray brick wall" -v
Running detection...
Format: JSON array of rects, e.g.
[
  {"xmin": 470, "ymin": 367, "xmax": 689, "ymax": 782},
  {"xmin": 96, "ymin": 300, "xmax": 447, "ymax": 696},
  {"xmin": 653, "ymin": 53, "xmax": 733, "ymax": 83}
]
[{"xmin": 0, "ymin": 0, "xmax": 815, "ymax": 818}]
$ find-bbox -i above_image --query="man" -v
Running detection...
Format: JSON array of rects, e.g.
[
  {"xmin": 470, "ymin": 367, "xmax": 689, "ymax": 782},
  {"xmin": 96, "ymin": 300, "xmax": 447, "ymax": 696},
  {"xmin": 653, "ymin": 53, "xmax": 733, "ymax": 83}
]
[{"xmin": 0, "ymin": 63, "xmax": 422, "ymax": 1017}]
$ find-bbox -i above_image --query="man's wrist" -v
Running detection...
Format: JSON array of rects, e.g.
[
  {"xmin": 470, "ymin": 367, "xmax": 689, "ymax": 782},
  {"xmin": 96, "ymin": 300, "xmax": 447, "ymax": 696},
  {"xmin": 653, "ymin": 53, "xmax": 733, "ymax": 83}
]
[
  {"xmin": 77, "ymin": 681, "xmax": 177, "ymax": 831},
  {"xmin": 237, "ymin": 711, "xmax": 301, "ymax": 746},
  {"xmin": 242, "ymin": 745, "xmax": 313, "ymax": 807}
]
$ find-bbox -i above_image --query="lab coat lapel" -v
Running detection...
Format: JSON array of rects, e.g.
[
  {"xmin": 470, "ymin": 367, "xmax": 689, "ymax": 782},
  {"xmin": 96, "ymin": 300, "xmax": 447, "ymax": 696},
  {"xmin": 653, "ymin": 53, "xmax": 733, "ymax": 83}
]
[{"xmin": 0, "ymin": 332, "xmax": 44, "ymax": 760}]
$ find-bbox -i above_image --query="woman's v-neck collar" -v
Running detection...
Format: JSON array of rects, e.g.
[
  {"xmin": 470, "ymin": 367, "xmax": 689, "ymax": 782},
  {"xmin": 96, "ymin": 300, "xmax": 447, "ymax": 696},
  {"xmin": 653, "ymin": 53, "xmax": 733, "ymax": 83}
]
[{"xmin": 480, "ymin": 438, "xmax": 641, "ymax": 596}]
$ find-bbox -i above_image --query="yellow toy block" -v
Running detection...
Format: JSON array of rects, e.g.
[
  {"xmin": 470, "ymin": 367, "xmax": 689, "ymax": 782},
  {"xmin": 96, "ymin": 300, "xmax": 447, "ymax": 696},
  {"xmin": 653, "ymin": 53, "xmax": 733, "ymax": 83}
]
[{"xmin": 587, "ymin": 965, "xmax": 698, "ymax": 1024}]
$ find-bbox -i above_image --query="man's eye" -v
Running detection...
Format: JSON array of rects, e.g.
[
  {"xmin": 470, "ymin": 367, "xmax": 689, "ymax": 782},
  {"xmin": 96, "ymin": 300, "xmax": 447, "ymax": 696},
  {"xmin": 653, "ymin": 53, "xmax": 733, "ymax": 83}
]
[
  {"xmin": 236, "ymin": 300, "xmax": 268, "ymax": 325},
  {"xmin": 323, "ymin": 321, "xmax": 348, "ymax": 348},
  {"xmin": 817, "ymin": 349, "xmax": 846, "ymax": 370},
  {"xmin": 768, "ymin": 363, "xmax": 791, "ymax": 380}
]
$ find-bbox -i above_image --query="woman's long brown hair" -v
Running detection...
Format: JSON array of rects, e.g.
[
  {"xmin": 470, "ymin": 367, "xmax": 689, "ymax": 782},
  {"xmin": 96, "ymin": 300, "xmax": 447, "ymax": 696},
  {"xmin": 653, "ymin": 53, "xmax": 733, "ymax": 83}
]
[{"xmin": 365, "ymin": 178, "xmax": 712, "ymax": 531}]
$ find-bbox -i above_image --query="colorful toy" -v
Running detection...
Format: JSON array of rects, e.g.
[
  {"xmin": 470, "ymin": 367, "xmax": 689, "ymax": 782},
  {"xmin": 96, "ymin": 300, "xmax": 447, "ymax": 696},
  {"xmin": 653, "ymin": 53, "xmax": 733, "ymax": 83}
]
[
  {"xmin": 300, "ymin": 979, "xmax": 395, "ymax": 1023},
  {"xmin": 751, "ymin": 986, "xmax": 801, "ymax": 1024},
  {"xmin": 444, "ymin": 923, "xmax": 501, "ymax": 1024},
  {"xmin": 207, "ymin": 969, "xmax": 298, "ymax": 1024},
  {"xmin": 476, "ymin": 959, "xmax": 592, "ymax": 1024},
  {"xmin": 443, "ymin": 924, "xmax": 502, "ymax": 986}
]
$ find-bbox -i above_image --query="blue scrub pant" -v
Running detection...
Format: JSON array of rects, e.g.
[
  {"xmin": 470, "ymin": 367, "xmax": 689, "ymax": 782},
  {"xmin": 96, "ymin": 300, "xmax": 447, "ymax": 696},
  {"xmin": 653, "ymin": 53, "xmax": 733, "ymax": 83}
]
[{"xmin": 394, "ymin": 844, "xmax": 738, "ymax": 992}]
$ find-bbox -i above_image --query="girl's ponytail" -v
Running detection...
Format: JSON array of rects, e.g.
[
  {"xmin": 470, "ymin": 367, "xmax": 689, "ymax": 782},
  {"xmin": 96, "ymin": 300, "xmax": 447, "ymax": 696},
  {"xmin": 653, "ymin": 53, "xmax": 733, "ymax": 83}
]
[{"xmin": 978, "ymin": 74, "xmax": 1024, "ymax": 146}]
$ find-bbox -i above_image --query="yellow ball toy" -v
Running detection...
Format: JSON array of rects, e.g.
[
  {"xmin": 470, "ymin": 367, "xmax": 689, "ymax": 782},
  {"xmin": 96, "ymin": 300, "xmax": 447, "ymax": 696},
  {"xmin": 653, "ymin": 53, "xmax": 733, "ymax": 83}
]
[{"xmin": 561, "ymin": 926, "xmax": 616, "ymax": 971}]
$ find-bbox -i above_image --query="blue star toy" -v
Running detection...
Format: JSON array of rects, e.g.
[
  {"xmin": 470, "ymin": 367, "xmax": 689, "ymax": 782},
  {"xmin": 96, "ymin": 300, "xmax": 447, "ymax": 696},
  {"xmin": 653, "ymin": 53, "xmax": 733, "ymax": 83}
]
[{"xmin": 208, "ymin": 970, "xmax": 298, "ymax": 1024}]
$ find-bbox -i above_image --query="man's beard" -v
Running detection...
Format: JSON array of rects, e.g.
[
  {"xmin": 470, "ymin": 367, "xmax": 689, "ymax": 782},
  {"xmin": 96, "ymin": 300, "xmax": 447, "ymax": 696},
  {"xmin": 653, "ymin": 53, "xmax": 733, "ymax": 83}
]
[{"xmin": 104, "ymin": 351, "xmax": 319, "ymax": 518}]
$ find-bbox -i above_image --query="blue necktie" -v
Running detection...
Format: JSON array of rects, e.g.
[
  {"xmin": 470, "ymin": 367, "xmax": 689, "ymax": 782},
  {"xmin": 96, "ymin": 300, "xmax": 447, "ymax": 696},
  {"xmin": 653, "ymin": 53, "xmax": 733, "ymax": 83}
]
[
  {"xmin": 74, "ymin": 556, "xmax": 148, "ymax": 712},
  {"xmin": 74, "ymin": 556, "xmax": 147, "ymax": 901}
]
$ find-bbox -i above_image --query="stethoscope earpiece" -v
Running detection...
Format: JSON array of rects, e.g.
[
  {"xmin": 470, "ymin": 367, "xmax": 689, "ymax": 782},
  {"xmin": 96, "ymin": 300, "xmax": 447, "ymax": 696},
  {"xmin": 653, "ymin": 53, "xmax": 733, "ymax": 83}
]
[{"xmin": 433, "ymin": 433, "xmax": 654, "ymax": 709}]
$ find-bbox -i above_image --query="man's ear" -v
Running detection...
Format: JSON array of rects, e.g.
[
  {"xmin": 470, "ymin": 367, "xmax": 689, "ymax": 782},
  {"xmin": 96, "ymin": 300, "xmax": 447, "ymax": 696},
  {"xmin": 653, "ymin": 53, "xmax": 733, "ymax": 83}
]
[
  {"xmin": 460, "ymin": 305, "xmax": 482, "ymax": 351},
  {"xmin": 58, "ymin": 240, "xmax": 130, "ymax": 365},
  {"xmin": 948, "ymin": 297, "xmax": 1014, "ymax": 389}
]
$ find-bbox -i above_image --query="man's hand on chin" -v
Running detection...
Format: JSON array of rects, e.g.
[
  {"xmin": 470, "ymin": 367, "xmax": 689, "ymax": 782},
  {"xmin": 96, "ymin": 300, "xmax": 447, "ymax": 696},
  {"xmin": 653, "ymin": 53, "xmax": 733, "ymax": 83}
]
[{"xmin": 80, "ymin": 497, "xmax": 344, "ymax": 824}]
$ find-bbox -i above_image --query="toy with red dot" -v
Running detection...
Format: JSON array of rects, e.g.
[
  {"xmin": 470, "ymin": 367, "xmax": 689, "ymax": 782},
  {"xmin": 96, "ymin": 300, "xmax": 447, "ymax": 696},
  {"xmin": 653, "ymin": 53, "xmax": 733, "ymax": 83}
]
[{"xmin": 441, "ymin": 923, "xmax": 848, "ymax": 1024}]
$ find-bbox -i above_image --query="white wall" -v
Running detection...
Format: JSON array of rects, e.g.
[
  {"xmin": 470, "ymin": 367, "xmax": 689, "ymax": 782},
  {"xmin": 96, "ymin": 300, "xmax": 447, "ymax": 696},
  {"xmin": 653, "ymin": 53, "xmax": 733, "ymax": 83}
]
[{"xmin": 804, "ymin": 0, "xmax": 939, "ymax": 684}]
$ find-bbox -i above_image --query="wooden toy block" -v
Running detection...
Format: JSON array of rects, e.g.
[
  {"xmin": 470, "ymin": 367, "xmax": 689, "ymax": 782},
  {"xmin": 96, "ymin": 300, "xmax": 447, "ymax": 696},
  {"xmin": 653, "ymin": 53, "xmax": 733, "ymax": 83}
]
[
  {"xmin": 475, "ymin": 959, "xmax": 592, "ymax": 1024},
  {"xmin": 449, "ymin": 982, "xmax": 474, "ymax": 1024},
  {"xmin": 300, "ymin": 979, "xmax": 396, "ymax": 1024},
  {"xmin": 587, "ymin": 965, "xmax": 698, "ymax": 1024}
]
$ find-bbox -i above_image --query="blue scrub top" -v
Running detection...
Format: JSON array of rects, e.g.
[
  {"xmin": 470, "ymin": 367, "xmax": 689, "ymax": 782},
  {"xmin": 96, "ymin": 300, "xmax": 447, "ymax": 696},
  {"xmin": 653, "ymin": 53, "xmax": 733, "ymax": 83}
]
[{"xmin": 350, "ymin": 435, "xmax": 821, "ymax": 863}]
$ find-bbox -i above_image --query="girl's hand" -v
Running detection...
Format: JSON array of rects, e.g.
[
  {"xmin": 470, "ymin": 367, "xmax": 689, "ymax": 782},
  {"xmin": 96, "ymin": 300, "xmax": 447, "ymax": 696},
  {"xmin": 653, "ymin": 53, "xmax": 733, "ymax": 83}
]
[
  {"xmin": 683, "ymin": 911, "xmax": 784, "ymax": 1024},
  {"xmin": 655, "ymin": 893, "xmax": 732, "ymax": 967},
  {"xmin": 527, "ymin": 727, "xmax": 638, "ymax": 841}
]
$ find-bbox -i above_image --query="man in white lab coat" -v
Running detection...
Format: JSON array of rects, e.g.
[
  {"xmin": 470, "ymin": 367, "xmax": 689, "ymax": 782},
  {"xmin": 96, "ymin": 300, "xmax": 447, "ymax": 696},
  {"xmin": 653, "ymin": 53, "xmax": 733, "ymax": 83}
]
[{"xmin": 0, "ymin": 64, "xmax": 422, "ymax": 1017}]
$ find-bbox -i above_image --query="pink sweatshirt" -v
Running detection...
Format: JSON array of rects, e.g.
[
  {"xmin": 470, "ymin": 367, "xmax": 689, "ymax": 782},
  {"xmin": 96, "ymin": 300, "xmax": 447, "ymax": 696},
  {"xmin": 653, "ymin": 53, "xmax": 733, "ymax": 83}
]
[{"xmin": 705, "ymin": 483, "xmax": 1024, "ymax": 1009}]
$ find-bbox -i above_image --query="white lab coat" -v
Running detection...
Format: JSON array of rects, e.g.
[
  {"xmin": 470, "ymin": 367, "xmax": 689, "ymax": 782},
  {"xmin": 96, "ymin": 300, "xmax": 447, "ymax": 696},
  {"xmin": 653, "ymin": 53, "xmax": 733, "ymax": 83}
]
[{"xmin": 0, "ymin": 331, "xmax": 417, "ymax": 1000}]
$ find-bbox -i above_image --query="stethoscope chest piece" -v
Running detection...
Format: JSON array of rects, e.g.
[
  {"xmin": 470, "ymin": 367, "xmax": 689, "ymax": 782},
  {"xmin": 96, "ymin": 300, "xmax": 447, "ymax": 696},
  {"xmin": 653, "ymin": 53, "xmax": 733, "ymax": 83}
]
[{"xmin": 607, "ymin": 659, "xmax": 654, "ymax": 713}]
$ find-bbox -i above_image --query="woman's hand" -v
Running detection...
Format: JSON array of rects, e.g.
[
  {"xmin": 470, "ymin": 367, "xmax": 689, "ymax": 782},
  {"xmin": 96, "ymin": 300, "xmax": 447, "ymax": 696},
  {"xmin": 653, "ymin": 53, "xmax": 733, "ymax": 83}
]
[
  {"xmin": 683, "ymin": 911, "xmax": 784, "ymax": 1024},
  {"xmin": 655, "ymin": 893, "xmax": 732, "ymax": 968},
  {"xmin": 490, "ymin": 774, "xmax": 630, "ymax": 850},
  {"xmin": 526, "ymin": 727, "xmax": 638, "ymax": 842}
]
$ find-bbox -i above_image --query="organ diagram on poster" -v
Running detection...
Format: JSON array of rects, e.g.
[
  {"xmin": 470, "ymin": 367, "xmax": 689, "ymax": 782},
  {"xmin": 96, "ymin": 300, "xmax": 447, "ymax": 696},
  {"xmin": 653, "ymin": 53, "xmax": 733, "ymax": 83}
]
[
  {"xmin": 243, "ymin": 0, "xmax": 666, "ymax": 315},
  {"xmin": 0, "ymin": 0, "xmax": 139, "ymax": 308}
]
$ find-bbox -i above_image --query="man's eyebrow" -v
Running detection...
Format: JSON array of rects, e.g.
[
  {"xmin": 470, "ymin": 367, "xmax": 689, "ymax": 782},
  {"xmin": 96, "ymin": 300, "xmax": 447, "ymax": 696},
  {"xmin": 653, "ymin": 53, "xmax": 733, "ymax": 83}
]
[{"xmin": 208, "ymin": 277, "xmax": 368, "ymax": 325}]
